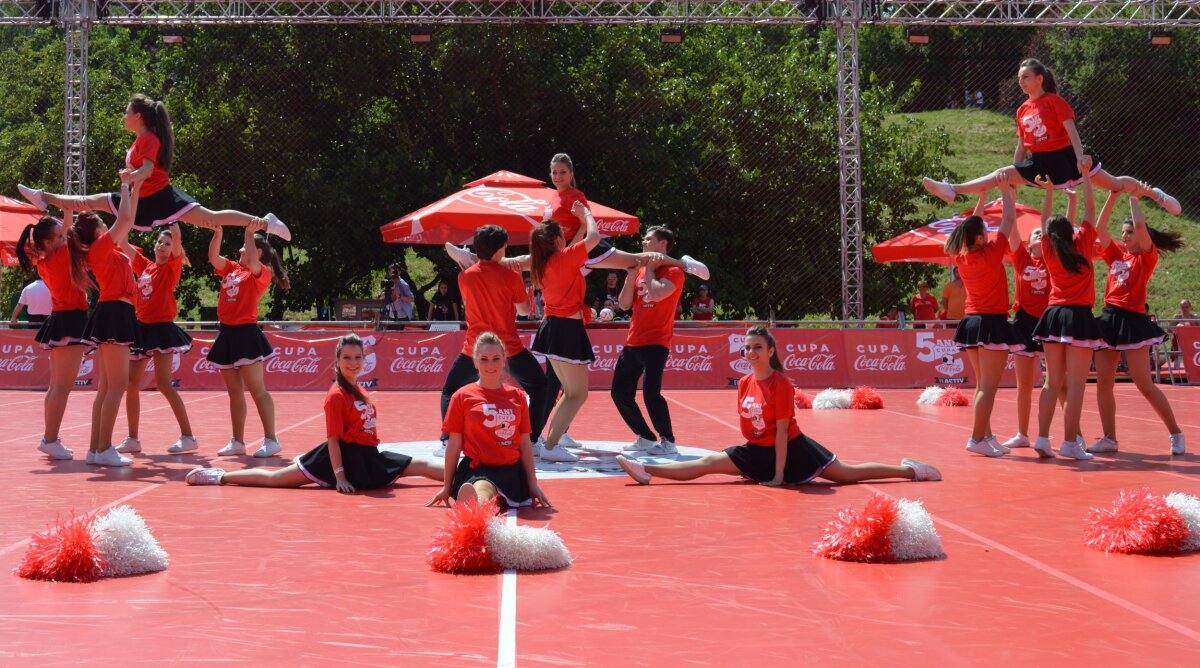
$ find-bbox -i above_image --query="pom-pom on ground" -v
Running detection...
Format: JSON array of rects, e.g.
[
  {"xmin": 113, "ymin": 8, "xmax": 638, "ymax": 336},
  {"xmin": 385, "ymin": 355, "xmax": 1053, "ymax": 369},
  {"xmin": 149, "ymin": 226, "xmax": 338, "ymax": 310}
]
[
  {"xmin": 94, "ymin": 506, "xmax": 169, "ymax": 577},
  {"xmin": 813, "ymin": 388, "xmax": 852, "ymax": 410},
  {"xmin": 1085, "ymin": 488, "xmax": 1189, "ymax": 554},
  {"xmin": 17, "ymin": 513, "xmax": 103, "ymax": 583},
  {"xmin": 428, "ymin": 498, "xmax": 502, "ymax": 574},
  {"xmin": 794, "ymin": 389, "xmax": 812, "ymax": 410},
  {"xmin": 813, "ymin": 494, "xmax": 944, "ymax": 563},
  {"xmin": 850, "ymin": 386, "xmax": 884, "ymax": 410},
  {"xmin": 487, "ymin": 523, "xmax": 572, "ymax": 571},
  {"xmin": 1165, "ymin": 493, "xmax": 1200, "ymax": 552},
  {"xmin": 934, "ymin": 387, "xmax": 970, "ymax": 407},
  {"xmin": 917, "ymin": 386, "xmax": 944, "ymax": 405}
]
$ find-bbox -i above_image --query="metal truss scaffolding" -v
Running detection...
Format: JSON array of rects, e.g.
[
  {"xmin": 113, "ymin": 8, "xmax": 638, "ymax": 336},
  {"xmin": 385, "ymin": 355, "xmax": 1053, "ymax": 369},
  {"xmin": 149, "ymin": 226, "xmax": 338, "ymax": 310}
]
[{"xmin": 2, "ymin": 0, "xmax": 1198, "ymax": 317}]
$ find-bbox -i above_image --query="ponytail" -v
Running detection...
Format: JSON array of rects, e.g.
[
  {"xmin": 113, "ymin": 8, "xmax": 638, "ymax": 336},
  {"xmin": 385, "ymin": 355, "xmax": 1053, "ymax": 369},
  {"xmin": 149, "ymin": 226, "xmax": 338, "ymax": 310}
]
[
  {"xmin": 254, "ymin": 233, "xmax": 290, "ymax": 290},
  {"xmin": 944, "ymin": 215, "xmax": 985, "ymax": 256},
  {"xmin": 529, "ymin": 221, "xmax": 562, "ymax": 289},
  {"xmin": 128, "ymin": 94, "xmax": 174, "ymax": 171},
  {"xmin": 1147, "ymin": 225, "xmax": 1185, "ymax": 253},
  {"xmin": 66, "ymin": 212, "xmax": 103, "ymax": 292},
  {"xmin": 1020, "ymin": 58, "xmax": 1058, "ymax": 94},
  {"xmin": 15, "ymin": 217, "xmax": 61, "ymax": 272},
  {"xmin": 746, "ymin": 325, "xmax": 785, "ymax": 372},
  {"xmin": 333, "ymin": 334, "xmax": 371, "ymax": 405},
  {"xmin": 551, "ymin": 153, "xmax": 577, "ymax": 189},
  {"xmin": 1046, "ymin": 216, "xmax": 1088, "ymax": 274}
]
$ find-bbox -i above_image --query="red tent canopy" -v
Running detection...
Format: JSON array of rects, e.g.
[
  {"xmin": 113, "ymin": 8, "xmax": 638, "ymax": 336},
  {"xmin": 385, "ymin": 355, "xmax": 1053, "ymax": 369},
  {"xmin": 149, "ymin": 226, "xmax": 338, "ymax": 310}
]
[
  {"xmin": 1, "ymin": 195, "xmax": 45, "ymax": 267},
  {"xmin": 871, "ymin": 200, "xmax": 1044, "ymax": 265},
  {"xmin": 380, "ymin": 170, "xmax": 640, "ymax": 245}
]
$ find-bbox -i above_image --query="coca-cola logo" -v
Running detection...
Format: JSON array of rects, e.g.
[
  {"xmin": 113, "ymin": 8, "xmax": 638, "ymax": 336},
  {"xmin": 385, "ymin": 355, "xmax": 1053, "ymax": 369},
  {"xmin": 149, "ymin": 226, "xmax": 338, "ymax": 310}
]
[
  {"xmin": 729, "ymin": 358, "xmax": 753, "ymax": 375},
  {"xmin": 389, "ymin": 356, "xmax": 444, "ymax": 374},
  {"xmin": 266, "ymin": 356, "xmax": 322, "ymax": 375},
  {"xmin": 665, "ymin": 354, "xmax": 714, "ymax": 372},
  {"xmin": 192, "ymin": 347, "xmax": 218, "ymax": 374},
  {"xmin": 589, "ymin": 357, "xmax": 618, "ymax": 372},
  {"xmin": 936, "ymin": 355, "xmax": 965, "ymax": 377},
  {"xmin": 784, "ymin": 353, "xmax": 838, "ymax": 372},
  {"xmin": 853, "ymin": 354, "xmax": 908, "ymax": 372},
  {"xmin": 0, "ymin": 355, "xmax": 37, "ymax": 373},
  {"xmin": 599, "ymin": 219, "xmax": 634, "ymax": 235},
  {"xmin": 463, "ymin": 187, "xmax": 549, "ymax": 216}
]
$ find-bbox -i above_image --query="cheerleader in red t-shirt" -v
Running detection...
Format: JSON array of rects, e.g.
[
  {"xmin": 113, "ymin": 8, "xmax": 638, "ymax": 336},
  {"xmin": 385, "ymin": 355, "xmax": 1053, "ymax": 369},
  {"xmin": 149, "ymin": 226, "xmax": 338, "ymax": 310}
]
[
  {"xmin": 113, "ymin": 222, "xmax": 196, "ymax": 455},
  {"xmin": 67, "ymin": 177, "xmax": 143, "ymax": 467},
  {"xmin": 945, "ymin": 183, "xmax": 1022, "ymax": 457},
  {"xmin": 1088, "ymin": 189, "xmax": 1186, "ymax": 456},
  {"xmin": 199, "ymin": 221, "xmax": 290, "ymax": 458},
  {"xmin": 187, "ymin": 334, "xmax": 444, "ymax": 490},
  {"xmin": 428, "ymin": 332, "xmax": 550, "ymax": 508},
  {"xmin": 616, "ymin": 327, "xmax": 940, "ymax": 486},
  {"xmin": 19, "ymin": 94, "xmax": 291, "ymax": 240},
  {"xmin": 1029, "ymin": 170, "xmax": 1104, "ymax": 460},
  {"xmin": 922, "ymin": 59, "xmax": 1181, "ymax": 216},
  {"xmin": 16, "ymin": 217, "xmax": 88, "ymax": 461}
]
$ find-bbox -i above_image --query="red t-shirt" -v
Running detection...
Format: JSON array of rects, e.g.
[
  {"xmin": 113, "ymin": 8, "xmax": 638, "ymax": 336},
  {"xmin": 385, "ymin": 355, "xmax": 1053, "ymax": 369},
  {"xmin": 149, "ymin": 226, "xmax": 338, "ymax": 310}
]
[
  {"xmin": 909, "ymin": 293, "xmax": 939, "ymax": 322},
  {"xmin": 1009, "ymin": 244, "xmax": 1050, "ymax": 317},
  {"xmin": 539, "ymin": 241, "xmax": 589, "ymax": 319},
  {"xmin": 324, "ymin": 384, "xmax": 379, "ymax": 447},
  {"xmin": 691, "ymin": 296, "xmax": 715, "ymax": 321},
  {"xmin": 87, "ymin": 232, "xmax": 136, "ymax": 302},
  {"xmin": 215, "ymin": 261, "xmax": 272, "ymax": 325},
  {"xmin": 36, "ymin": 246, "xmax": 88, "ymax": 312},
  {"xmin": 1016, "ymin": 93, "xmax": 1075, "ymax": 153},
  {"xmin": 126, "ymin": 132, "xmax": 170, "ymax": 197},
  {"xmin": 626, "ymin": 266, "xmax": 684, "ymax": 347},
  {"xmin": 459, "ymin": 261, "xmax": 527, "ymax": 358},
  {"xmin": 441, "ymin": 383, "xmax": 531, "ymax": 467},
  {"xmin": 738, "ymin": 371, "xmax": 802, "ymax": 447},
  {"xmin": 952, "ymin": 233, "xmax": 1010, "ymax": 315},
  {"xmin": 1040, "ymin": 224, "xmax": 1097, "ymax": 307},
  {"xmin": 1102, "ymin": 241, "xmax": 1157, "ymax": 314},
  {"xmin": 546, "ymin": 188, "xmax": 588, "ymax": 242},
  {"xmin": 130, "ymin": 250, "xmax": 182, "ymax": 323}
]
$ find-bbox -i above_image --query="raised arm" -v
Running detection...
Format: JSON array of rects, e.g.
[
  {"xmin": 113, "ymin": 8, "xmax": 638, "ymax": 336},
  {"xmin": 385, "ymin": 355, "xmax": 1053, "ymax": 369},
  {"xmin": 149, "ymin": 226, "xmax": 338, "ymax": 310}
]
[
  {"xmin": 1095, "ymin": 189, "xmax": 1122, "ymax": 250},
  {"xmin": 1062, "ymin": 119, "xmax": 1087, "ymax": 171},
  {"xmin": 1034, "ymin": 175, "xmax": 1055, "ymax": 237},
  {"xmin": 241, "ymin": 223, "xmax": 264, "ymax": 276},
  {"xmin": 1128, "ymin": 188, "xmax": 1153, "ymax": 252},
  {"xmin": 997, "ymin": 181, "xmax": 1017, "ymax": 242},
  {"xmin": 1079, "ymin": 165, "xmax": 1096, "ymax": 229},
  {"xmin": 571, "ymin": 200, "xmax": 601, "ymax": 251},
  {"xmin": 617, "ymin": 265, "xmax": 638, "ymax": 311},
  {"xmin": 207, "ymin": 223, "xmax": 228, "ymax": 272},
  {"xmin": 168, "ymin": 222, "xmax": 183, "ymax": 258},
  {"xmin": 973, "ymin": 191, "xmax": 988, "ymax": 218},
  {"xmin": 110, "ymin": 175, "xmax": 141, "ymax": 246}
]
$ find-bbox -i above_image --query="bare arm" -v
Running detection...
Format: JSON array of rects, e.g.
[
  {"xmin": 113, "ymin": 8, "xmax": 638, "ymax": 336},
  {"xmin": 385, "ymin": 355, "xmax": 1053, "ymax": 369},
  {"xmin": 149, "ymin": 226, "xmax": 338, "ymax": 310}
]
[
  {"xmin": 761, "ymin": 419, "xmax": 790, "ymax": 487},
  {"xmin": 9, "ymin": 302, "xmax": 25, "ymax": 325},
  {"xmin": 617, "ymin": 266, "xmax": 638, "ymax": 311},
  {"xmin": 997, "ymin": 181, "xmax": 1017, "ymax": 242},
  {"xmin": 1034, "ymin": 175, "xmax": 1055, "ymax": 237},
  {"xmin": 973, "ymin": 191, "xmax": 988, "ymax": 217},
  {"xmin": 110, "ymin": 178, "xmax": 140, "ymax": 246},
  {"xmin": 1065, "ymin": 188, "xmax": 1078, "ymax": 224},
  {"xmin": 520, "ymin": 433, "xmax": 551, "ymax": 507},
  {"xmin": 1128, "ymin": 191, "xmax": 1153, "ymax": 251},
  {"xmin": 1014, "ymin": 138, "xmax": 1028, "ymax": 163},
  {"xmin": 241, "ymin": 223, "xmax": 263, "ymax": 276},
  {"xmin": 168, "ymin": 222, "xmax": 183, "ymax": 258},
  {"xmin": 645, "ymin": 267, "xmax": 680, "ymax": 303},
  {"xmin": 128, "ymin": 158, "xmax": 154, "ymax": 185},
  {"xmin": 572, "ymin": 201, "xmax": 601, "ymax": 252},
  {"xmin": 327, "ymin": 435, "xmax": 355, "ymax": 494},
  {"xmin": 426, "ymin": 433, "xmax": 464, "ymax": 507},
  {"xmin": 1095, "ymin": 189, "xmax": 1121, "ymax": 250},
  {"xmin": 207, "ymin": 224, "xmax": 228, "ymax": 272},
  {"xmin": 1079, "ymin": 165, "xmax": 1096, "ymax": 229},
  {"xmin": 1062, "ymin": 119, "xmax": 1086, "ymax": 167}
]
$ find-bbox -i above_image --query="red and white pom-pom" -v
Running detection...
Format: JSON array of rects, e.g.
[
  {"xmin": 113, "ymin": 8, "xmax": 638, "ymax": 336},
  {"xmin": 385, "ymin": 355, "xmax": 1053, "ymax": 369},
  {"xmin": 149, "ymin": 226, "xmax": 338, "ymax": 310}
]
[
  {"xmin": 1084, "ymin": 489, "xmax": 1200, "ymax": 554},
  {"xmin": 429, "ymin": 499, "xmax": 571, "ymax": 573},
  {"xmin": 16, "ymin": 506, "xmax": 167, "ymax": 583},
  {"xmin": 813, "ymin": 494, "xmax": 943, "ymax": 563},
  {"xmin": 850, "ymin": 386, "xmax": 884, "ymax": 410},
  {"xmin": 794, "ymin": 389, "xmax": 813, "ymax": 410},
  {"xmin": 934, "ymin": 387, "xmax": 970, "ymax": 407},
  {"xmin": 813, "ymin": 388, "xmax": 853, "ymax": 410},
  {"xmin": 917, "ymin": 386, "xmax": 944, "ymax": 405}
]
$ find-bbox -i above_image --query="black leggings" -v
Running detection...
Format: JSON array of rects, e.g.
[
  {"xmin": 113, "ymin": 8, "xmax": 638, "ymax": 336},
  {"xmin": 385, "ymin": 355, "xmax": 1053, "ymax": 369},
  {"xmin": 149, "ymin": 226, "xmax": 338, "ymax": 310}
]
[
  {"xmin": 609, "ymin": 344, "xmax": 674, "ymax": 443},
  {"xmin": 439, "ymin": 350, "xmax": 548, "ymax": 441}
]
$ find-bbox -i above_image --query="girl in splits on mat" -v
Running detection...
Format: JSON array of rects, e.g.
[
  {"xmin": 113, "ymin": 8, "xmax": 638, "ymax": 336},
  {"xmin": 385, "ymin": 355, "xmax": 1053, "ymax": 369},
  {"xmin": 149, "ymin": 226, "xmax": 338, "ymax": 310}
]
[{"xmin": 616, "ymin": 326, "xmax": 941, "ymax": 486}]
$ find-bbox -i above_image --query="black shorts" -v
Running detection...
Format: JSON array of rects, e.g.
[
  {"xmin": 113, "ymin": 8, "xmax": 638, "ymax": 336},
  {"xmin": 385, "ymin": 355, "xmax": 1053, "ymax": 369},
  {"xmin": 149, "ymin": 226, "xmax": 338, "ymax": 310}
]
[
  {"xmin": 206, "ymin": 322, "xmax": 275, "ymax": 369},
  {"xmin": 1013, "ymin": 146, "xmax": 1102, "ymax": 188},
  {"xmin": 531, "ymin": 315, "xmax": 595, "ymax": 365},
  {"xmin": 34, "ymin": 309, "xmax": 88, "ymax": 350},
  {"xmin": 953, "ymin": 313, "xmax": 1022, "ymax": 352},
  {"xmin": 724, "ymin": 433, "xmax": 837, "ymax": 484},
  {"xmin": 1097, "ymin": 305, "xmax": 1167, "ymax": 351},
  {"xmin": 451, "ymin": 456, "xmax": 531, "ymax": 507},
  {"xmin": 82, "ymin": 300, "xmax": 140, "ymax": 348},
  {"xmin": 295, "ymin": 441, "xmax": 413, "ymax": 490},
  {"xmin": 108, "ymin": 185, "xmax": 199, "ymax": 232},
  {"xmin": 1010, "ymin": 308, "xmax": 1044, "ymax": 356},
  {"xmin": 133, "ymin": 321, "xmax": 193, "ymax": 360},
  {"xmin": 585, "ymin": 241, "xmax": 616, "ymax": 264},
  {"xmin": 1033, "ymin": 304, "xmax": 1106, "ymax": 349}
]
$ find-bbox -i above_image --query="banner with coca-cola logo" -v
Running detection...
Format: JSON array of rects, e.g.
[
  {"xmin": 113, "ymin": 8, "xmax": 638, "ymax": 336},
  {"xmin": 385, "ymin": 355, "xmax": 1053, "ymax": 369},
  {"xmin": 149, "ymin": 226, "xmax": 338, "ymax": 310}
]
[
  {"xmin": 1177, "ymin": 326, "xmax": 1200, "ymax": 383},
  {"xmin": 770, "ymin": 329, "xmax": 851, "ymax": 389},
  {"xmin": 843, "ymin": 329, "xmax": 916, "ymax": 387}
]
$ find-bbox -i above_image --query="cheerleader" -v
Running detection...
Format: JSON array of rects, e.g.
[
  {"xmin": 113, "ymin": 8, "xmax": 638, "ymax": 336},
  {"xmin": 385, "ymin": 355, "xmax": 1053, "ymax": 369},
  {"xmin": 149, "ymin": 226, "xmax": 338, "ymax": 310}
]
[
  {"xmin": 1089, "ymin": 189, "xmax": 1186, "ymax": 455},
  {"xmin": 946, "ymin": 183, "xmax": 1022, "ymax": 457},
  {"xmin": 19, "ymin": 94, "xmax": 291, "ymax": 240},
  {"xmin": 187, "ymin": 334, "xmax": 444, "ymax": 490},
  {"xmin": 115, "ymin": 223, "xmax": 196, "ymax": 454},
  {"xmin": 69, "ymin": 177, "xmax": 143, "ymax": 467},
  {"xmin": 201, "ymin": 220, "xmax": 289, "ymax": 457},
  {"xmin": 615, "ymin": 327, "xmax": 940, "ymax": 486},
  {"xmin": 1030, "ymin": 169, "xmax": 1105, "ymax": 460},
  {"xmin": 15, "ymin": 217, "xmax": 88, "ymax": 460},
  {"xmin": 427, "ymin": 333, "xmax": 550, "ymax": 509},
  {"xmin": 922, "ymin": 59, "xmax": 1181, "ymax": 216}
]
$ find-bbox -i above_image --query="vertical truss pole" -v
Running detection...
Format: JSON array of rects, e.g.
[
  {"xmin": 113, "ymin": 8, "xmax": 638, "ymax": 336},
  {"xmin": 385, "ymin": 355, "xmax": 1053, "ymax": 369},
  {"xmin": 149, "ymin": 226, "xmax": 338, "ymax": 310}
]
[
  {"xmin": 62, "ymin": 0, "xmax": 92, "ymax": 196},
  {"xmin": 835, "ymin": 0, "xmax": 864, "ymax": 322}
]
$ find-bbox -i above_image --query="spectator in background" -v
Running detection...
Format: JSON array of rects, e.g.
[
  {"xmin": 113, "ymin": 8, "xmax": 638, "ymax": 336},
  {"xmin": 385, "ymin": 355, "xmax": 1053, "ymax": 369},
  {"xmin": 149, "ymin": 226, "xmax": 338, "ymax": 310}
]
[
  {"xmin": 691, "ymin": 284, "xmax": 715, "ymax": 321},
  {"xmin": 875, "ymin": 305, "xmax": 901, "ymax": 329},
  {"xmin": 427, "ymin": 279, "xmax": 460, "ymax": 321},
  {"xmin": 975, "ymin": 90, "xmax": 985, "ymax": 109},
  {"xmin": 909, "ymin": 280, "xmax": 939, "ymax": 329},
  {"xmin": 1171, "ymin": 299, "xmax": 1199, "ymax": 367},
  {"xmin": 9, "ymin": 277, "xmax": 52, "ymax": 326},
  {"xmin": 385, "ymin": 267, "xmax": 415, "ymax": 321},
  {"xmin": 964, "ymin": 88, "xmax": 972, "ymax": 108},
  {"xmin": 519, "ymin": 273, "xmax": 539, "ymax": 321},
  {"xmin": 940, "ymin": 266, "xmax": 966, "ymax": 324}
]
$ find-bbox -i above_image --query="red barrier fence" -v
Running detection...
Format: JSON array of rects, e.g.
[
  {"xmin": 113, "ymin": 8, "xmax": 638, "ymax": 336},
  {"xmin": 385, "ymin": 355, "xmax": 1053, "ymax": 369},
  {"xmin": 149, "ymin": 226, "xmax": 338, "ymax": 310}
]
[
  {"xmin": 0, "ymin": 326, "xmax": 1041, "ymax": 391},
  {"xmin": 1176, "ymin": 326, "xmax": 1200, "ymax": 381}
]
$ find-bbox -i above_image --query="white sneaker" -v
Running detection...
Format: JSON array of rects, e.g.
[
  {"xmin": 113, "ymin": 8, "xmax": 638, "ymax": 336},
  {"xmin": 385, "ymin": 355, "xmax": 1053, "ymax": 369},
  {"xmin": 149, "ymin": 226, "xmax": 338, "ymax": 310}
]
[
  {"xmin": 186, "ymin": 467, "xmax": 224, "ymax": 486},
  {"xmin": 902, "ymin": 458, "xmax": 942, "ymax": 482},
  {"xmin": 1153, "ymin": 188, "xmax": 1182, "ymax": 216},
  {"xmin": 1170, "ymin": 433, "xmax": 1186, "ymax": 456},
  {"xmin": 18, "ymin": 184, "xmax": 48, "ymax": 211},
  {"xmin": 922, "ymin": 177, "xmax": 957, "ymax": 203},
  {"xmin": 985, "ymin": 436, "xmax": 1010, "ymax": 455},
  {"xmin": 116, "ymin": 436, "xmax": 142, "ymax": 453},
  {"xmin": 558, "ymin": 433, "xmax": 582, "ymax": 449},
  {"xmin": 85, "ymin": 450, "xmax": 96, "ymax": 465},
  {"xmin": 623, "ymin": 436, "xmax": 655, "ymax": 452},
  {"xmin": 1032, "ymin": 437, "xmax": 1056, "ymax": 458},
  {"xmin": 1086, "ymin": 437, "xmax": 1119, "ymax": 454},
  {"xmin": 444, "ymin": 243, "xmax": 477, "ymax": 270},
  {"xmin": 1001, "ymin": 433, "xmax": 1030, "ymax": 449},
  {"xmin": 680, "ymin": 255, "xmax": 710, "ymax": 281},
  {"xmin": 37, "ymin": 437, "xmax": 73, "ymax": 460},
  {"xmin": 540, "ymin": 444, "xmax": 580, "ymax": 463},
  {"xmin": 965, "ymin": 438, "xmax": 1002, "ymax": 457},
  {"xmin": 254, "ymin": 438, "xmax": 282, "ymax": 458},
  {"xmin": 433, "ymin": 440, "xmax": 447, "ymax": 458},
  {"xmin": 167, "ymin": 435, "xmax": 199, "ymax": 454},
  {"xmin": 648, "ymin": 440, "xmax": 679, "ymax": 456},
  {"xmin": 217, "ymin": 438, "xmax": 246, "ymax": 456},
  {"xmin": 93, "ymin": 447, "xmax": 133, "ymax": 467},
  {"xmin": 615, "ymin": 455, "xmax": 651, "ymax": 485},
  {"xmin": 263, "ymin": 213, "xmax": 292, "ymax": 241},
  {"xmin": 1058, "ymin": 440, "xmax": 1094, "ymax": 460},
  {"xmin": 532, "ymin": 437, "xmax": 546, "ymax": 458}
]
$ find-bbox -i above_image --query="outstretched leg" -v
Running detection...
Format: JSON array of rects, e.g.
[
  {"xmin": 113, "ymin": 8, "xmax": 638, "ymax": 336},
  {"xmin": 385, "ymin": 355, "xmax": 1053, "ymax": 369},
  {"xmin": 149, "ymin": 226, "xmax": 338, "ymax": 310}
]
[
  {"xmin": 220, "ymin": 464, "xmax": 311, "ymax": 488},
  {"xmin": 819, "ymin": 460, "xmax": 915, "ymax": 483},
  {"xmin": 640, "ymin": 451, "xmax": 742, "ymax": 481}
]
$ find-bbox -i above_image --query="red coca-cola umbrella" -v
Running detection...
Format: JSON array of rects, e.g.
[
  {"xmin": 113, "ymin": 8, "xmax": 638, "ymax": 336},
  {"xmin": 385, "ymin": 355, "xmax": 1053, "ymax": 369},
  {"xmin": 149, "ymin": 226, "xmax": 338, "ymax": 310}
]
[
  {"xmin": 871, "ymin": 200, "xmax": 1045, "ymax": 265},
  {"xmin": 1, "ymin": 195, "xmax": 45, "ymax": 267},
  {"xmin": 380, "ymin": 170, "xmax": 640, "ymax": 245}
]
